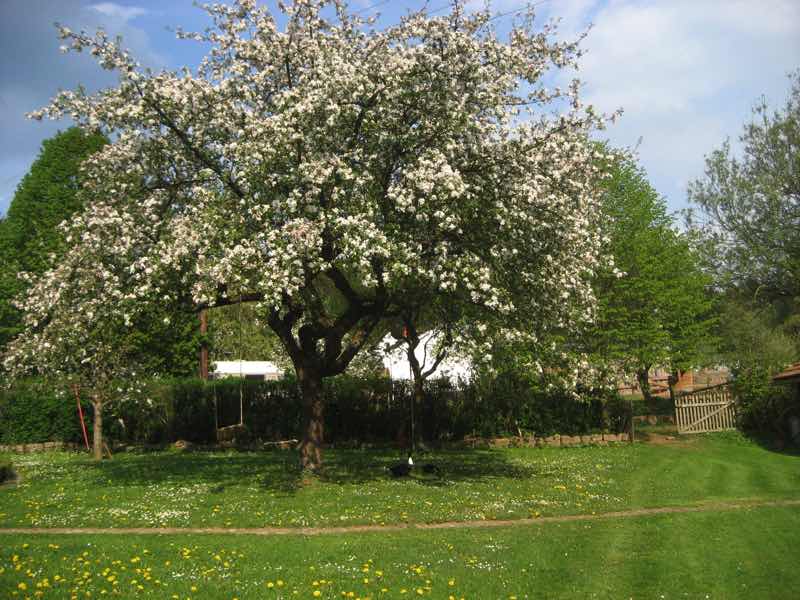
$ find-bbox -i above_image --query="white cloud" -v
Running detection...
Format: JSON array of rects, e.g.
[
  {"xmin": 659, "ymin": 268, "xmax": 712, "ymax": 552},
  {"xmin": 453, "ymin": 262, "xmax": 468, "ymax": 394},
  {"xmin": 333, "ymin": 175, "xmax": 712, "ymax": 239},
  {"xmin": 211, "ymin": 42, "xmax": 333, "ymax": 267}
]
[
  {"xmin": 546, "ymin": 0, "xmax": 800, "ymax": 211},
  {"xmin": 0, "ymin": 0, "xmax": 167, "ymax": 215},
  {"xmin": 90, "ymin": 3, "xmax": 148, "ymax": 22}
]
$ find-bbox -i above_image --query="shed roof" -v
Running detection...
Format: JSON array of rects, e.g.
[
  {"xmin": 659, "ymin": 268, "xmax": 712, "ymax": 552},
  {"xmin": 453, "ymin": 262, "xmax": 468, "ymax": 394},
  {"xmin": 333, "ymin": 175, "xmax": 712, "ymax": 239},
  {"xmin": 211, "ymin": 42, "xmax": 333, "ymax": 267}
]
[
  {"xmin": 212, "ymin": 360, "xmax": 282, "ymax": 376},
  {"xmin": 773, "ymin": 362, "xmax": 800, "ymax": 382}
]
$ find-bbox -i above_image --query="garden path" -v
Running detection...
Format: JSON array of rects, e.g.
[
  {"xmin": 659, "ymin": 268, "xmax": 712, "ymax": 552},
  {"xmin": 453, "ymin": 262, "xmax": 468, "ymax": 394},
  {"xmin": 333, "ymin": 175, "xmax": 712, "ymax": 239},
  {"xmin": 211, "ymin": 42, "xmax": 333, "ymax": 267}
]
[{"xmin": 2, "ymin": 498, "xmax": 798, "ymax": 536}]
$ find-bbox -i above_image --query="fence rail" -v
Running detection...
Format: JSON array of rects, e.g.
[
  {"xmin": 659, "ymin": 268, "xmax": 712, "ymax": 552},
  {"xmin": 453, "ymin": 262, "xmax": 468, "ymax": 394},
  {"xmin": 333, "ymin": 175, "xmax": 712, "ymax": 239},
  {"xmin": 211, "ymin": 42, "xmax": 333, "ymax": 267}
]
[{"xmin": 675, "ymin": 383, "xmax": 736, "ymax": 434}]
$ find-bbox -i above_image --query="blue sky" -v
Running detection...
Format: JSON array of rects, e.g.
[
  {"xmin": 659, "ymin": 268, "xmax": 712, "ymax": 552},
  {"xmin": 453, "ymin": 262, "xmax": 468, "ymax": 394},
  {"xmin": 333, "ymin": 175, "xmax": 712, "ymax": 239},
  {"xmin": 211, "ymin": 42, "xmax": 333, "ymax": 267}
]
[{"xmin": 1, "ymin": 0, "xmax": 798, "ymax": 217}]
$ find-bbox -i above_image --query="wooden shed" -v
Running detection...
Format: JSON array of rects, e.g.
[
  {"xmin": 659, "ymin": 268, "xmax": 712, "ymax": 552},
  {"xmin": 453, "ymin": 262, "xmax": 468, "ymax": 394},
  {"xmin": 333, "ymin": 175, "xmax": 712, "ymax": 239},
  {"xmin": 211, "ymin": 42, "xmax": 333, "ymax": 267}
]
[{"xmin": 772, "ymin": 362, "xmax": 800, "ymax": 383}]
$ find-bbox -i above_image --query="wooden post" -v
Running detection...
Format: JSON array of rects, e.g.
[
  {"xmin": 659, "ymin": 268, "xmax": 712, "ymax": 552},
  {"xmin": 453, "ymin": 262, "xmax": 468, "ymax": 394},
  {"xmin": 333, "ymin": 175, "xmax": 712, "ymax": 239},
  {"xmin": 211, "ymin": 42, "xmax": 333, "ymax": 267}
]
[{"xmin": 199, "ymin": 309, "xmax": 209, "ymax": 380}]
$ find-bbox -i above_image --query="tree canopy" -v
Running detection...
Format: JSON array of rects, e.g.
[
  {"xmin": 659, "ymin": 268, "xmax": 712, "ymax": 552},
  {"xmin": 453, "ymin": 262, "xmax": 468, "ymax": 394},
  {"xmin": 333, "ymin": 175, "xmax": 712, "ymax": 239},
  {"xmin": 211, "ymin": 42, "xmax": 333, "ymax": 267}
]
[
  {"xmin": 593, "ymin": 154, "xmax": 715, "ymax": 401},
  {"xmin": 688, "ymin": 70, "xmax": 800, "ymax": 303},
  {"xmin": 688, "ymin": 70, "xmax": 800, "ymax": 377},
  {"xmin": 8, "ymin": 0, "xmax": 616, "ymax": 470}
]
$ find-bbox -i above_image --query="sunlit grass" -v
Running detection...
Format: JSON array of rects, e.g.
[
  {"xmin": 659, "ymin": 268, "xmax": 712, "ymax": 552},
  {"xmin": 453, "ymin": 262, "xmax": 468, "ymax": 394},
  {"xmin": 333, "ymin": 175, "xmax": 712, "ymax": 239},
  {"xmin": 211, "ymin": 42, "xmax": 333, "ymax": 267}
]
[
  {"xmin": 1, "ymin": 432, "xmax": 799, "ymax": 531},
  {"xmin": 1, "ymin": 504, "xmax": 798, "ymax": 599}
]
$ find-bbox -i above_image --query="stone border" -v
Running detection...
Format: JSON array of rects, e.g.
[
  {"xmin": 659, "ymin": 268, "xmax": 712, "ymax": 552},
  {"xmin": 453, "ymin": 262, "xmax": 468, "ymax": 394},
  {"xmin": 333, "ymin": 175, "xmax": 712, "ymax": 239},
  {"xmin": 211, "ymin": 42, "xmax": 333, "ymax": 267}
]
[
  {"xmin": 0, "ymin": 433, "xmax": 632, "ymax": 454},
  {"xmin": 462, "ymin": 432, "xmax": 631, "ymax": 449},
  {"xmin": 0, "ymin": 441, "xmax": 81, "ymax": 454}
]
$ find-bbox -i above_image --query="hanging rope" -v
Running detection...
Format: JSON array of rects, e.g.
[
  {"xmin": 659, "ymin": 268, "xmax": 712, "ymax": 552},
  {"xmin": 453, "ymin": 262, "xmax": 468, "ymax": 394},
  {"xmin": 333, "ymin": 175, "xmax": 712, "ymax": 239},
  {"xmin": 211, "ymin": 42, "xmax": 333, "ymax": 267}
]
[{"xmin": 72, "ymin": 383, "xmax": 90, "ymax": 451}]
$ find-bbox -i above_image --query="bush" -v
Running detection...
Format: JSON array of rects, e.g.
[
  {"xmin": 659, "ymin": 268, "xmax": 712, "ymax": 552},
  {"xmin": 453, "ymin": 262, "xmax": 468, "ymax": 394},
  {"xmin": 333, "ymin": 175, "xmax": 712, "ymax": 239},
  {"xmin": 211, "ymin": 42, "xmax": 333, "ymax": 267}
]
[
  {"xmin": 733, "ymin": 368, "xmax": 799, "ymax": 443},
  {"xmin": 0, "ymin": 378, "xmax": 92, "ymax": 445}
]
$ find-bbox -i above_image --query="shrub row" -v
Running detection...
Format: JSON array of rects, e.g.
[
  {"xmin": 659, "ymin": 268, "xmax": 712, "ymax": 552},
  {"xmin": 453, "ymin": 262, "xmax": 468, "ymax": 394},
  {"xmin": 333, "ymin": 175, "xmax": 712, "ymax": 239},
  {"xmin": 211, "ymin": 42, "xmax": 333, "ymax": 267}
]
[
  {"xmin": 732, "ymin": 368, "xmax": 800, "ymax": 444},
  {"xmin": 0, "ymin": 379, "xmax": 93, "ymax": 445},
  {"xmin": 1, "ymin": 373, "xmax": 633, "ymax": 445}
]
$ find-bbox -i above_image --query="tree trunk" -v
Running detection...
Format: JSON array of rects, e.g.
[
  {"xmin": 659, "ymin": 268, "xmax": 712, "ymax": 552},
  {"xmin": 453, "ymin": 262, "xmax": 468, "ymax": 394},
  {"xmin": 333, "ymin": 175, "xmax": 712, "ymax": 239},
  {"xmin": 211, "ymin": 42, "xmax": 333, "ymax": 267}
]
[
  {"xmin": 298, "ymin": 368, "xmax": 324, "ymax": 472},
  {"xmin": 412, "ymin": 376, "xmax": 424, "ymax": 448},
  {"xmin": 92, "ymin": 395, "xmax": 103, "ymax": 461},
  {"xmin": 406, "ymin": 341, "xmax": 424, "ymax": 450},
  {"xmin": 636, "ymin": 367, "xmax": 654, "ymax": 405},
  {"xmin": 667, "ymin": 370, "xmax": 680, "ymax": 405}
]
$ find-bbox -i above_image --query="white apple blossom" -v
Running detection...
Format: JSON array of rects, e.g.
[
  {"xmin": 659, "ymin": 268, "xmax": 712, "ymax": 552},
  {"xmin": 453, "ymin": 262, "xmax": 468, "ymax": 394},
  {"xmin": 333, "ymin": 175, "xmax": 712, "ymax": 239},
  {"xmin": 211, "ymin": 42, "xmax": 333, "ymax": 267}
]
[{"xmin": 11, "ymin": 0, "xmax": 616, "ymax": 470}]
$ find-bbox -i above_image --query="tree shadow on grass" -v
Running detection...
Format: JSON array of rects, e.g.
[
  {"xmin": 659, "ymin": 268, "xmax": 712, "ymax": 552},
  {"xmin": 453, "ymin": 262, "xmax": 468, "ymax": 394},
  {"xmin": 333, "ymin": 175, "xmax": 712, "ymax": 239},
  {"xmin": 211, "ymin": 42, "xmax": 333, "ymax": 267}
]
[
  {"xmin": 82, "ymin": 448, "xmax": 306, "ymax": 494},
  {"xmin": 741, "ymin": 432, "xmax": 800, "ymax": 457},
  {"xmin": 79, "ymin": 446, "xmax": 548, "ymax": 495},
  {"xmin": 315, "ymin": 448, "xmax": 544, "ymax": 488}
]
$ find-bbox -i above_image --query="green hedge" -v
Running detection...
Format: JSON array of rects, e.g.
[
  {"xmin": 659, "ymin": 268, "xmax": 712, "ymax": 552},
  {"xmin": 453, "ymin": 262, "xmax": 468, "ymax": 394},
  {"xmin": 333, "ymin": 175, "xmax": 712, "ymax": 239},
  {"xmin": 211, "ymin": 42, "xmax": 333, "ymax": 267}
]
[
  {"xmin": 0, "ymin": 379, "xmax": 93, "ymax": 445},
  {"xmin": 114, "ymin": 374, "xmax": 630, "ymax": 445},
  {"xmin": 1, "ymin": 374, "xmax": 632, "ymax": 446},
  {"xmin": 733, "ymin": 368, "xmax": 799, "ymax": 443}
]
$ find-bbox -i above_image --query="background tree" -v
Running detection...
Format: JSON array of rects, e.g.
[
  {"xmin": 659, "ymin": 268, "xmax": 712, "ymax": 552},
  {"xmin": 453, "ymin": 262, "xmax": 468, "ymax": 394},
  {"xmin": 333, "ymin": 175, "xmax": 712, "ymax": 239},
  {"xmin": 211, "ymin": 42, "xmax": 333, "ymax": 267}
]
[
  {"xmin": 0, "ymin": 128, "xmax": 106, "ymax": 350},
  {"xmin": 24, "ymin": 0, "xmax": 614, "ymax": 471},
  {"xmin": 593, "ymin": 155, "xmax": 715, "ymax": 404},
  {"xmin": 381, "ymin": 300, "xmax": 463, "ymax": 448},
  {"xmin": 687, "ymin": 70, "xmax": 800, "ymax": 310},
  {"xmin": 686, "ymin": 71, "xmax": 799, "ymax": 439}
]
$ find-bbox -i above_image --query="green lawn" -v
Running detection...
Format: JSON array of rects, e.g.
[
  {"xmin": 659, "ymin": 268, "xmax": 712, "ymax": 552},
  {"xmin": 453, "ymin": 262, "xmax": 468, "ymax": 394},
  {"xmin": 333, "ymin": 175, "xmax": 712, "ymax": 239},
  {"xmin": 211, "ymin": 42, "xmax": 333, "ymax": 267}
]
[
  {"xmin": 1, "ymin": 433, "xmax": 798, "ymax": 529},
  {"xmin": 2, "ymin": 433, "xmax": 799, "ymax": 598},
  {"xmin": 2, "ymin": 504, "xmax": 798, "ymax": 599}
]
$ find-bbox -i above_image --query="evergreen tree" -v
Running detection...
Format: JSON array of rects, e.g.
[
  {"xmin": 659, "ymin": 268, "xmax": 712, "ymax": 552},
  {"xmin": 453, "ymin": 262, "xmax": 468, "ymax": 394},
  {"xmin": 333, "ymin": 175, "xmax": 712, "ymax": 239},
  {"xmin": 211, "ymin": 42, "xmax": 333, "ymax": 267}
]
[{"xmin": 0, "ymin": 128, "xmax": 107, "ymax": 349}]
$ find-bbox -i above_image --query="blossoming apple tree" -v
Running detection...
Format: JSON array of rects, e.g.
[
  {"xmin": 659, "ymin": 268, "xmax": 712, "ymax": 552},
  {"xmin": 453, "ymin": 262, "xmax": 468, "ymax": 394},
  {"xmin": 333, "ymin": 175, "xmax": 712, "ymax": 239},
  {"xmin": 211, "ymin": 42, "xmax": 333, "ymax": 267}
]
[
  {"xmin": 10, "ymin": 0, "xmax": 614, "ymax": 470},
  {"xmin": 3, "ymin": 211, "xmax": 146, "ymax": 460}
]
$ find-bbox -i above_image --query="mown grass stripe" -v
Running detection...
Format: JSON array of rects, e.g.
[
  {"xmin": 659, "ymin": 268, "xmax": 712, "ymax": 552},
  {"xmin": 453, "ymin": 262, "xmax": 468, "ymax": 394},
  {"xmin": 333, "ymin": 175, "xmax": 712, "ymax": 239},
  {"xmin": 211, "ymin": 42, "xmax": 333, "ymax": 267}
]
[{"xmin": 1, "ymin": 498, "xmax": 798, "ymax": 537}]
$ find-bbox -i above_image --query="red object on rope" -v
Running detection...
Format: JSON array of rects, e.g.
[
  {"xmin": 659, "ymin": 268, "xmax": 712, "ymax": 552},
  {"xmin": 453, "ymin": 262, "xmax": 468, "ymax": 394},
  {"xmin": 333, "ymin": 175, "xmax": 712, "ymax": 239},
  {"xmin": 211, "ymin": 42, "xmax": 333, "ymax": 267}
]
[{"xmin": 72, "ymin": 384, "xmax": 90, "ymax": 451}]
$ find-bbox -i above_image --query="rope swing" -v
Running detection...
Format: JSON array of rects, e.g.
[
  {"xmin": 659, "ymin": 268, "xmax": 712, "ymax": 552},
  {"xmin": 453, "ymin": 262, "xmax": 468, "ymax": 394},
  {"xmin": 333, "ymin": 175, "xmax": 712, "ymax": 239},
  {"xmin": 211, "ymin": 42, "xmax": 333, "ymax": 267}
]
[{"xmin": 214, "ymin": 299, "xmax": 246, "ymax": 441}]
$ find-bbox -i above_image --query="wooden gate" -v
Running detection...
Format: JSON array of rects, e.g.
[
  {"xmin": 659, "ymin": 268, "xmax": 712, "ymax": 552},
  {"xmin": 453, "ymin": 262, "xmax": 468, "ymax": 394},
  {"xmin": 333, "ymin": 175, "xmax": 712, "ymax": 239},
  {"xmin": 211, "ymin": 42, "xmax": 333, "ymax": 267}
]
[{"xmin": 675, "ymin": 383, "xmax": 736, "ymax": 434}]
